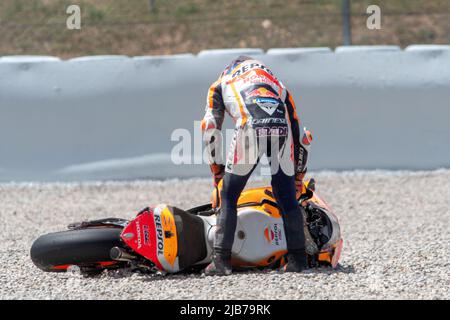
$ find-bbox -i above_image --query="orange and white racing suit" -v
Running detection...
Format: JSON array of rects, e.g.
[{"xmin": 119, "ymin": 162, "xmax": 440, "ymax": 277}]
[
  {"xmin": 201, "ymin": 57, "xmax": 309, "ymax": 178},
  {"xmin": 201, "ymin": 56, "xmax": 310, "ymax": 256}
]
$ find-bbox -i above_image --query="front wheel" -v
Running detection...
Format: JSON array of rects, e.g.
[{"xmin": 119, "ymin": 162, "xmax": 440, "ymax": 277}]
[{"xmin": 30, "ymin": 227, "xmax": 126, "ymax": 272}]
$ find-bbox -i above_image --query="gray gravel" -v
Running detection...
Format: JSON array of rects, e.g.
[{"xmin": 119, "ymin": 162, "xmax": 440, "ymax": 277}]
[{"xmin": 0, "ymin": 170, "xmax": 449, "ymax": 300}]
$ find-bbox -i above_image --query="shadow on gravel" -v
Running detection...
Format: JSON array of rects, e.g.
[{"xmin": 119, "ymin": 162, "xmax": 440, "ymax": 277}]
[
  {"xmin": 308, "ymin": 263, "xmax": 356, "ymax": 274},
  {"xmin": 230, "ymin": 263, "xmax": 356, "ymax": 276},
  {"xmin": 89, "ymin": 263, "xmax": 356, "ymax": 281}
]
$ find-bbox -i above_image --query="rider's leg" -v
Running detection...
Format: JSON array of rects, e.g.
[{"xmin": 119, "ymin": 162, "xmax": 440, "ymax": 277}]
[
  {"xmin": 270, "ymin": 139, "xmax": 308, "ymax": 271},
  {"xmin": 214, "ymin": 129, "xmax": 259, "ymax": 252},
  {"xmin": 271, "ymin": 171, "xmax": 308, "ymax": 271},
  {"xmin": 215, "ymin": 167, "xmax": 255, "ymax": 252},
  {"xmin": 205, "ymin": 166, "xmax": 256, "ymax": 275},
  {"xmin": 205, "ymin": 128, "xmax": 259, "ymax": 275},
  {"xmin": 271, "ymin": 171, "xmax": 305, "ymax": 250}
]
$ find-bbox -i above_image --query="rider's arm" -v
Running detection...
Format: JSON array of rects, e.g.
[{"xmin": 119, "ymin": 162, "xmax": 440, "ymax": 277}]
[
  {"xmin": 285, "ymin": 90, "xmax": 309, "ymax": 180},
  {"xmin": 201, "ymin": 78, "xmax": 226, "ymax": 182}
]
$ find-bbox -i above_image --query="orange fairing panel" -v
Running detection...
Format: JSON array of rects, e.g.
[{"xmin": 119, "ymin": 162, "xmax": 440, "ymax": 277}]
[
  {"xmin": 331, "ymin": 239, "xmax": 343, "ymax": 268},
  {"xmin": 317, "ymin": 239, "xmax": 343, "ymax": 268},
  {"xmin": 232, "ymin": 250, "xmax": 287, "ymax": 268},
  {"xmin": 160, "ymin": 206, "xmax": 178, "ymax": 267},
  {"xmin": 216, "ymin": 181, "xmax": 323, "ymax": 214},
  {"xmin": 237, "ymin": 181, "xmax": 314, "ymax": 207},
  {"xmin": 238, "ymin": 187, "xmax": 273, "ymax": 204},
  {"xmin": 213, "ymin": 182, "xmax": 280, "ymax": 214},
  {"xmin": 238, "ymin": 187, "xmax": 281, "ymax": 218}
]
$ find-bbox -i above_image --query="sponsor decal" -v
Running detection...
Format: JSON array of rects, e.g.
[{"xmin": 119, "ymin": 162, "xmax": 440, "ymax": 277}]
[
  {"xmin": 154, "ymin": 214, "xmax": 164, "ymax": 256},
  {"xmin": 136, "ymin": 220, "xmax": 142, "ymax": 249},
  {"xmin": 136, "ymin": 220, "xmax": 151, "ymax": 249},
  {"xmin": 264, "ymin": 224, "xmax": 283, "ymax": 245},
  {"xmin": 227, "ymin": 70, "xmax": 279, "ymax": 89},
  {"xmin": 297, "ymin": 148, "xmax": 305, "ymax": 172},
  {"xmin": 160, "ymin": 208, "xmax": 178, "ymax": 267},
  {"xmin": 256, "ymin": 127, "xmax": 288, "ymax": 137},
  {"xmin": 143, "ymin": 225, "xmax": 150, "ymax": 245},
  {"xmin": 247, "ymin": 87, "xmax": 279, "ymax": 99},
  {"xmin": 252, "ymin": 97, "xmax": 279, "ymax": 115},
  {"xmin": 251, "ymin": 118, "xmax": 287, "ymax": 125},
  {"xmin": 242, "ymin": 72, "xmax": 278, "ymax": 87},
  {"xmin": 232, "ymin": 63, "xmax": 274, "ymax": 78}
]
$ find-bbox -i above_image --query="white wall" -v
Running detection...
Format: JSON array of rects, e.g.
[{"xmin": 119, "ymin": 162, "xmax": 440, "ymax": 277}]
[{"xmin": 0, "ymin": 45, "xmax": 449, "ymax": 182}]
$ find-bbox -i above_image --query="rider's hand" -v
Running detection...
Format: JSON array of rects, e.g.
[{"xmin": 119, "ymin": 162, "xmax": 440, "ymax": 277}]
[{"xmin": 210, "ymin": 164, "xmax": 225, "ymax": 187}]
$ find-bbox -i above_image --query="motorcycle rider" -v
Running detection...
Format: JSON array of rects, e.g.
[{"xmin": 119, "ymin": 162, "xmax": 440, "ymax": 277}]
[{"xmin": 201, "ymin": 56, "xmax": 311, "ymax": 275}]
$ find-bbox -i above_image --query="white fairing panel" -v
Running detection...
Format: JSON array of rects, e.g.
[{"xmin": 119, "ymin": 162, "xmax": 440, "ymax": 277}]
[{"xmin": 232, "ymin": 208, "xmax": 287, "ymax": 265}]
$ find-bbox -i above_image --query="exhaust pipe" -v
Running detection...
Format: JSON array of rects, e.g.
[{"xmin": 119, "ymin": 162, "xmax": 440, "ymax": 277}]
[{"xmin": 110, "ymin": 247, "xmax": 136, "ymax": 261}]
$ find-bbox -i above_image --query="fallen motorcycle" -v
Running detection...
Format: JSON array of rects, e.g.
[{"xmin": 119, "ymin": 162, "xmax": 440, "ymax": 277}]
[{"xmin": 30, "ymin": 179, "xmax": 343, "ymax": 274}]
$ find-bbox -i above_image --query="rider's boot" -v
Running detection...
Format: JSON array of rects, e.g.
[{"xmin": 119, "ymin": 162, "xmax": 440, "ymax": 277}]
[
  {"xmin": 204, "ymin": 251, "xmax": 232, "ymax": 276},
  {"xmin": 284, "ymin": 250, "xmax": 308, "ymax": 272}
]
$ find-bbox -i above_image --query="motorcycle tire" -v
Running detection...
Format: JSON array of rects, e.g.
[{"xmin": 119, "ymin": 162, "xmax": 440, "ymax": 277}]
[{"xmin": 30, "ymin": 227, "xmax": 126, "ymax": 272}]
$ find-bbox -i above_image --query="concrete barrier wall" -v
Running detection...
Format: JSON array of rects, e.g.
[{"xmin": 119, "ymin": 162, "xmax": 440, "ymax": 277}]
[{"xmin": 1, "ymin": 45, "xmax": 449, "ymax": 182}]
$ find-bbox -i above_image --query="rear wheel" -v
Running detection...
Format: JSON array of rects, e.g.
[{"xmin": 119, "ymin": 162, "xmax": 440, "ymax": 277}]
[{"xmin": 30, "ymin": 227, "xmax": 126, "ymax": 272}]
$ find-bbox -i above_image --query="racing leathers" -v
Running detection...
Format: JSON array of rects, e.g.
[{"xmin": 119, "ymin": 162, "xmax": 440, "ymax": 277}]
[{"xmin": 201, "ymin": 56, "xmax": 310, "ymax": 270}]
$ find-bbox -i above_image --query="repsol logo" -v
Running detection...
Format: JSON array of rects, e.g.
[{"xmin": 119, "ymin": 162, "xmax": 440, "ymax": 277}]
[
  {"xmin": 232, "ymin": 63, "xmax": 273, "ymax": 78},
  {"xmin": 154, "ymin": 214, "xmax": 164, "ymax": 256},
  {"xmin": 273, "ymin": 224, "xmax": 282, "ymax": 246}
]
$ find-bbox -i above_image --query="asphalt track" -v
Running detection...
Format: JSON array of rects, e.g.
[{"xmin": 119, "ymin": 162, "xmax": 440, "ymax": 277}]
[{"xmin": 0, "ymin": 170, "xmax": 448, "ymax": 299}]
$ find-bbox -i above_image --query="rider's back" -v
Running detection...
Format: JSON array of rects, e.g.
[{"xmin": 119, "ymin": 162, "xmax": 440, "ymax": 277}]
[{"xmin": 218, "ymin": 58, "xmax": 289, "ymax": 130}]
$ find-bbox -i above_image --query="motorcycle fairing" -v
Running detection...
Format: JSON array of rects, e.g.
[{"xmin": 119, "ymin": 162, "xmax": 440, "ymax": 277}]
[
  {"xmin": 154, "ymin": 205, "xmax": 180, "ymax": 271},
  {"xmin": 237, "ymin": 187, "xmax": 282, "ymax": 219},
  {"xmin": 331, "ymin": 238, "xmax": 343, "ymax": 268},
  {"xmin": 307, "ymin": 198, "xmax": 342, "ymax": 268},
  {"xmin": 233, "ymin": 185, "xmax": 343, "ymax": 268},
  {"xmin": 231, "ymin": 207, "xmax": 288, "ymax": 267},
  {"xmin": 120, "ymin": 205, "xmax": 179, "ymax": 272},
  {"xmin": 121, "ymin": 204, "xmax": 208, "ymax": 273},
  {"xmin": 120, "ymin": 183, "xmax": 342, "ymax": 273}
]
